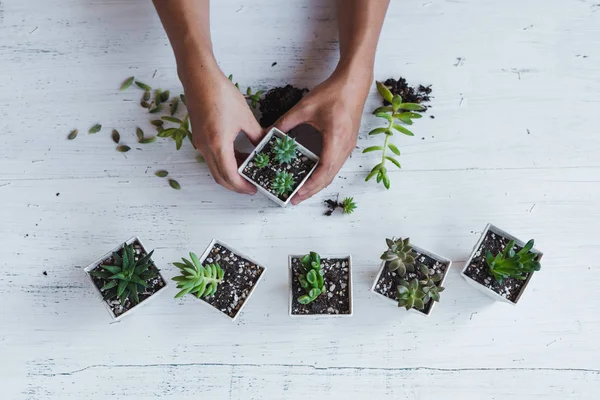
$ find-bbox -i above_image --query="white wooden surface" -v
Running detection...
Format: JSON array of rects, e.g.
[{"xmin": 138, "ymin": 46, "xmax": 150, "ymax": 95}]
[{"xmin": 1, "ymin": 0, "xmax": 600, "ymax": 398}]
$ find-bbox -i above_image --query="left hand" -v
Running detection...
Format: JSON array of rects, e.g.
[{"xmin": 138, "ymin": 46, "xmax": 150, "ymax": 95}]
[{"xmin": 273, "ymin": 66, "xmax": 373, "ymax": 205}]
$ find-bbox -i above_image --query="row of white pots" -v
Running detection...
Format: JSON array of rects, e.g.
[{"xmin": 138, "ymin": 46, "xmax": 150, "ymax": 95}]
[{"xmin": 84, "ymin": 224, "xmax": 542, "ymax": 322}]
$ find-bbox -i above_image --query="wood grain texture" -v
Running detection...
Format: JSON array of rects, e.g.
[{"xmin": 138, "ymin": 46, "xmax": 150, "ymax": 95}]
[{"xmin": 1, "ymin": 0, "xmax": 600, "ymax": 398}]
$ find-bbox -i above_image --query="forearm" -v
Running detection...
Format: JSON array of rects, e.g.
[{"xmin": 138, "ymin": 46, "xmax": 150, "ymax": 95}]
[
  {"xmin": 335, "ymin": 0, "xmax": 390, "ymax": 76},
  {"xmin": 152, "ymin": 0, "xmax": 220, "ymax": 82}
]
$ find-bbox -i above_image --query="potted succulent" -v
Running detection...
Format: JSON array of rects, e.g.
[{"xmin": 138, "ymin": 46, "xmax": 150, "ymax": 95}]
[
  {"xmin": 171, "ymin": 239, "xmax": 266, "ymax": 321},
  {"xmin": 371, "ymin": 237, "xmax": 451, "ymax": 316},
  {"xmin": 289, "ymin": 251, "xmax": 353, "ymax": 317},
  {"xmin": 84, "ymin": 237, "xmax": 167, "ymax": 320},
  {"xmin": 461, "ymin": 224, "xmax": 542, "ymax": 304},
  {"xmin": 239, "ymin": 128, "xmax": 319, "ymax": 206}
]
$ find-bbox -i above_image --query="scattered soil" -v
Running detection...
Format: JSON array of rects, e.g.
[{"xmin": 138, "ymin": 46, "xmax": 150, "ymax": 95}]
[
  {"xmin": 291, "ymin": 257, "xmax": 351, "ymax": 315},
  {"xmin": 382, "ymin": 77, "xmax": 432, "ymax": 110},
  {"xmin": 42, "ymin": 271, "xmax": 47, "ymax": 276},
  {"xmin": 241, "ymin": 135, "xmax": 316, "ymax": 202},
  {"xmin": 463, "ymin": 230, "xmax": 538, "ymax": 303},
  {"xmin": 373, "ymin": 249, "xmax": 449, "ymax": 315},
  {"xmin": 200, "ymin": 243, "xmax": 265, "ymax": 318},
  {"xmin": 323, "ymin": 196, "xmax": 344, "ymax": 216},
  {"xmin": 259, "ymin": 85, "xmax": 309, "ymax": 128},
  {"xmin": 89, "ymin": 240, "xmax": 166, "ymax": 317}
]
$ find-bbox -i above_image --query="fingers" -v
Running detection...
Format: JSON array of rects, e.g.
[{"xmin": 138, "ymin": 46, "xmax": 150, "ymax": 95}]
[
  {"xmin": 273, "ymin": 103, "xmax": 311, "ymax": 133},
  {"xmin": 214, "ymin": 144, "xmax": 257, "ymax": 195},
  {"xmin": 243, "ymin": 115, "xmax": 265, "ymax": 146}
]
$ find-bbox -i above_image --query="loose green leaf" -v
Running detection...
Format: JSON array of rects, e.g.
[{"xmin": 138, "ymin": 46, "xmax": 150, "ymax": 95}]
[
  {"xmin": 135, "ymin": 81, "xmax": 152, "ymax": 91},
  {"xmin": 169, "ymin": 179, "xmax": 181, "ymax": 190},
  {"xmin": 111, "ymin": 129, "xmax": 120, "ymax": 144},
  {"xmin": 149, "ymin": 105, "xmax": 163, "ymax": 114},
  {"xmin": 170, "ymin": 97, "xmax": 179, "ymax": 116},
  {"xmin": 154, "ymin": 89, "xmax": 163, "ymax": 106},
  {"xmin": 89, "ymin": 124, "xmax": 102, "ymax": 134},
  {"xmin": 151, "ymin": 120, "xmax": 164, "ymax": 127},
  {"xmin": 140, "ymin": 137, "xmax": 156, "ymax": 144},
  {"xmin": 67, "ymin": 129, "xmax": 78, "ymax": 140},
  {"xmin": 141, "ymin": 101, "xmax": 150, "ymax": 108},
  {"xmin": 116, "ymin": 145, "xmax": 130, "ymax": 153},
  {"xmin": 161, "ymin": 116, "xmax": 183, "ymax": 124},
  {"xmin": 155, "ymin": 170, "xmax": 169, "ymax": 178},
  {"xmin": 120, "ymin": 76, "xmax": 135, "ymax": 91},
  {"xmin": 136, "ymin": 127, "xmax": 144, "ymax": 141},
  {"xmin": 376, "ymin": 81, "xmax": 394, "ymax": 103},
  {"xmin": 160, "ymin": 90, "xmax": 170, "ymax": 103}
]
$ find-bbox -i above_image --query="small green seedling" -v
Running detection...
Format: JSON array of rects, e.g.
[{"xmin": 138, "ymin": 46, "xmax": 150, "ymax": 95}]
[
  {"xmin": 272, "ymin": 136, "xmax": 298, "ymax": 164},
  {"xmin": 297, "ymin": 252, "xmax": 326, "ymax": 304},
  {"xmin": 254, "ymin": 153, "xmax": 270, "ymax": 169},
  {"xmin": 88, "ymin": 242, "xmax": 158, "ymax": 305},
  {"xmin": 340, "ymin": 197, "xmax": 357, "ymax": 214},
  {"xmin": 486, "ymin": 239, "xmax": 540, "ymax": 283},
  {"xmin": 271, "ymin": 171, "xmax": 295, "ymax": 196},
  {"xmin": 172, "ymin": 253, "xmax": 224, "ymax": 298},
  {"xmin": 380, "ymin": 237, "xmax": 416, "ymax": 277},
  {"xmin": 364, "ymin": 81, "xmax": 425, "ymax": 189}
]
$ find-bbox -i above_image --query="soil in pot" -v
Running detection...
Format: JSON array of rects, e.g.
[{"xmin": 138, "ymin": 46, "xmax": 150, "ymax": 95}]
[
  {"xmin": 241, "ymin": 135, "xmax": 316, "ymax": 202},
  {"xmin": 201, "ymin": 243, "xmax": 264, "ymax": 318},
  {"xmin": 463, "ymin": 230, "xmax": 538, "ymax": 303},
  {"xmin": 374, "ymin": 250, "xmax": 448, "ymax": 315},
  {"xmin": 382, "ymin": 77, "xmax": 432, "ymax": 110},
  {"xmin": 89, "ymin": 240, "xmax": 165, "ymax": 317},
  {"xmin": 259, "ymin": 85, "xmax": 309, "ymax": 128},
  {"xmin": 291, "ymin": 257, "xmax": 351, "ymax": 315}
]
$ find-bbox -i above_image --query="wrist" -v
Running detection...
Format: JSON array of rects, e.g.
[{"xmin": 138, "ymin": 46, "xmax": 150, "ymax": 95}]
[
  {"xmin": 174, "ymin": 36, "xmax": 221, "ymax": 87},
  {"xmin": 333, "ymin": 57, "xmax": 374, "ymax": 94}
]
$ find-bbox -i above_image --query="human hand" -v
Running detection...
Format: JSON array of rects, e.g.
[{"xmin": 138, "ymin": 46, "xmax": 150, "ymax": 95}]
[
  {"xmin": 180, "ymin": 66, "xmax": 263, "ymax": 194},
  {"xmin": 273, "ymin": 67, "xmax": 372, "ymax": 205}
]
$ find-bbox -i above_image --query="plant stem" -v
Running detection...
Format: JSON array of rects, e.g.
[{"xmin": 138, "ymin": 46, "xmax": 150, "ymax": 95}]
[{"xmin": 381, "ymin": 117, "xmax": 395, "ymax": 166}]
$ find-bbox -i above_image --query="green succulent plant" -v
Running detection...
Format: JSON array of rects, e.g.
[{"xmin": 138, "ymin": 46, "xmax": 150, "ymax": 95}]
[
  {"xmin": 89, "ymin": 242, "xmax": 158, "ymax": 306},
  {"xmin": 271, "ymin": 171, "xmax": 295, "ymax": 196},
  {"xmin": 254, "ymin": 153, "xmax": 270, "ymax": 169},
  {"xmin": 396, "ymin": 278, "xmax": 426, "ymax": 310},
  {"xmin": 272, "ymin": 135, "xmax": 298, "ymax": 164},
  {"xmin": 341, "ymin": 197, "xmax": 357, "ymax": 214},
  {"xmin": 172, "ymin": 253, "xmax": 224, "ymax": 298},
  {"xmin": 417, "ymin": 264, "xmax": 445, "ymax": 304},
  {"xmin": 364, "ymin": 81, "xmax": 425, "ymax": 189},
  {"xmin": 380, "ymin": 237, "xmax": 416, "ymax": 276},
  {"xmin": 486, "ymin": 239, "xmax": 540, "ymax": 283},
  {"xmin": 297, "ymin": 251, "xmax": 326, "ymax": 304}
]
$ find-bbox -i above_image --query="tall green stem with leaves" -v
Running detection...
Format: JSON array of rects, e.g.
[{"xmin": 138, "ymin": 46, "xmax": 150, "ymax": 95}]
[{"xmin": 364, "ymin": 81, "xmax": 425, "ymax": 189}]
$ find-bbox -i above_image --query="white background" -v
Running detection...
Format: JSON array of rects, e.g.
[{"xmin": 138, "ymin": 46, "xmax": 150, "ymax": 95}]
[{"xmin": 1, "ymin": 0, "xmax": 599, "ymax": 398}]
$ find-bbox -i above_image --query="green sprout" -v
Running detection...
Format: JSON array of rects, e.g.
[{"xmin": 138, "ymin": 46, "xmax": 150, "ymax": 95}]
[
  {"xmin": 88, "ymin": 242, "xmax": 158, "ymax": 306},
  {"xmin": 364, "ymin": 81, "xmax": 425, "ymax": 189},
  {"xmin": 172, "ymin": 253, "xmax": 224, "ymax": 298},
  {"xmin": 380, "ymin": 237, "xmax": 416, "ymax": 277},
  {"xmin": 486, "ymin": 239, "xmax": 541, "ymax": 283},
  {"xmin": 272, "ymin": 136, "xmax": 298, "ymax": 164},
  {"xmin": 340, "ymin": 197, "xmax": 357, "ymax": 214},
  {"xmin": 297, "ymin": 252, "xmax": 326, "ymax": 304},
  {"xmin": 271, "ymin": 171, "xmax": 295, "ymax": 196},
  {"xmin": 254, "ymin": 153, "xmax": 270, "ymax": 169},
  {"xmin": 397, "ymin": 278, "xmax": 426, "ymax": 310}
]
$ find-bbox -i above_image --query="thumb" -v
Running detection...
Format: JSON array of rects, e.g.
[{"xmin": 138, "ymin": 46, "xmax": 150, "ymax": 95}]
[{"xmin": 273, "ymin": 104, "xmax": 309, "ymax": 134}]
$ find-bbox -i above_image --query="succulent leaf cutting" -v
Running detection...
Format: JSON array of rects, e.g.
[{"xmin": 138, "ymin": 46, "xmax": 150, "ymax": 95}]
[
  {"xmin": 297, "ymin": 252, "xmax": 326, "ymax": 304},
  {"xmin": 172, "ymin": 252, "xmax": 224, "ymax": 299},
  {"xmin": 380, "ymin": 237, "xmax": 416, "ymax": 277},
  {"xmin": 485, "ymin": 239, "xmax": 540, "ymax": 283},
  {"xmin": 88, "ymin": 242, "xmax": 158, "ymax": 305}
]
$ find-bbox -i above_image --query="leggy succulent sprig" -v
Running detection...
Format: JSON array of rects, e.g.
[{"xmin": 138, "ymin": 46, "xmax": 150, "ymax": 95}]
[
  {"xmin": 381, "ymin": 237, "xmax": 416, "ymax": 276},
  {"xmin": 397, "ymin": 278, "xmax": 426, "ymax": 310},
  {"xmin": 89, "ymin": 242, "xmax": 158, "ymax": 305},
  {"xmin": 272, "ymin": 136, "xmax": 298, "ymax": 164},
  {"xmin": 486, "ymin": 239, "xmax": 540, "ymax": 283},
  {"xmin": 158, "ymin": 114, "xmax": 192, "ymax": 150},
  {"xmin": 271, "ymin": 171, "xmax": 295, "ymax": 196},
  {"xmin": 297, "ymin": 252, "xmax": 326, "ymax": 304},
  {"xmin": 172, "ymin": 253, "xmax": 224, "ymax": 298},
  {"xmin": 364, "ymin": 81, "xmax": 425, "ymax": 189},
  {"xmin": 254, "ymin": 153, "xmax": 270, "ymax": 169}
]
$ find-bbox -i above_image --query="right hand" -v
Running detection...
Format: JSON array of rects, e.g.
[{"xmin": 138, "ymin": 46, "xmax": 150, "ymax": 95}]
[{"xmin": 180, "ymin": 65, "xmax": 263, "ymax": 194}]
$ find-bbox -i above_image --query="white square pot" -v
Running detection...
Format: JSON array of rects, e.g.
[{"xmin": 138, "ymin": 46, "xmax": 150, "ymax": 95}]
[
  {"xmin": 238, "ymin": 127, "xmax": 320, "ymax": 207},
  {"xmin": 84, "ymin": 237, "xmax": 168, "ymax": 321},
  {"xmin": 461, "ymin": 223, "xmax": 543, "ymax": 304},
  {"xmin": 189, "ymin": 239, "xmax": 267, "ymax": 322},
  {"xmin": 371, "ymin": 243, "xmax": 452, "ymax": 317},
  {"xmin": 288, "ymin": 254, "xmax": 353, "ymax": 318}
]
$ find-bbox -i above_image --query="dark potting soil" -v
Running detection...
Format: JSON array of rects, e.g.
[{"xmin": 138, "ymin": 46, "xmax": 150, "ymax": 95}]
[
  {"xmin": 89, "ymin": 240, "xmax": 166, "ymax": 317},
  {"xmin": 382, "ymin": 77, "xmax": 432, "ymax": 110},
  {"xmin": 241, "ymin": 135, "xmax": 316, "ymax": 202},
  {"xmin": 373, "ymin": 249, "xmax": 449, "ymax": 315},
  {"xmin": 200, "ymin": 243, "xmax": 264, "ymax": 318},
  {"xmin": 291, "ymin": 257, "xmax": 351, "ymax": 315},
  {"xmin": 258, "ymin": 85, "xmax": 309, "ymax": 128},
  {"xmin": 463, "ymin": 230, "xmax": 538, "ymax": 303}
]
